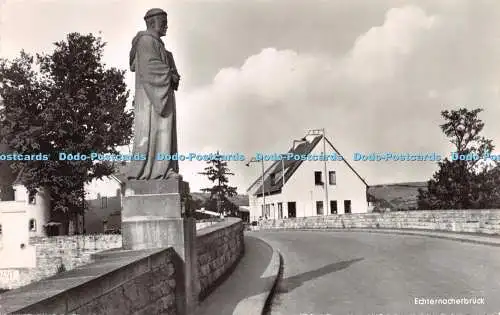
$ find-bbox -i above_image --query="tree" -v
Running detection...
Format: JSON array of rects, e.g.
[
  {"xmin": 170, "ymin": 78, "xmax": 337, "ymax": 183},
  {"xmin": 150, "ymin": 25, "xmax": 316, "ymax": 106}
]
[
  {"xmin": 198, "ymin": 151, "xmax": 238, "ymax": 215},
  {"xmin": 417, "ymin": 108, "xmax": 500, "ymax": 209},
  {"xmin": 0, "ymin": 33, "xmax": 133, "ymax": 231}
]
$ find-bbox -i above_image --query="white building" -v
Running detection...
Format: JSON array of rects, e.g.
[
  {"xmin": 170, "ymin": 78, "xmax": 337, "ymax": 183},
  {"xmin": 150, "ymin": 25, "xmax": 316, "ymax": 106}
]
[
  {"xmin": 0, "ymin": 182, "xmax": 50, "ymax": 268},
  {"xmin": 246, "ymin": 134, "xmax": 369, "ymax": 221},
  {"xmin": 0, "ymin": 164, "xmax": 126, "ymax": 238}
]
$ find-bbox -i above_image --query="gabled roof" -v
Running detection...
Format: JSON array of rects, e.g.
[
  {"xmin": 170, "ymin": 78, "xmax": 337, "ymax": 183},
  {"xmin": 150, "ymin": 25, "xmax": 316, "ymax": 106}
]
[
  {"xmin": 248, "ymin": 134, "xmax": 368, "ymax": 196},
  {"xmin": 247, "ymin": 135, "xmax": 323, "ymax": 196}
]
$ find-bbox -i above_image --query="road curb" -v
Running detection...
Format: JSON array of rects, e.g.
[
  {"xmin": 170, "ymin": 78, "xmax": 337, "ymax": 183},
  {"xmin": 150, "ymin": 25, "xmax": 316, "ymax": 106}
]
[
  {"xmin": 259, "ymin": 228, "xmax": 500, "ymax": 247},
  {"xmin": 232, "ymin": 237, "xmax": 284, "ymax": 315},
  {"xmin": 262, "ymin": 250, "xmax": 283, "ymax": 315}
]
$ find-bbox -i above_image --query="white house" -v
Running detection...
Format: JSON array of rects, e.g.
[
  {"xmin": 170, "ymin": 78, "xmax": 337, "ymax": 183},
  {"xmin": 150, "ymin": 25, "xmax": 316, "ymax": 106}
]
[
  {"xmin": 246, "ymin": 134, "xmax": 369, "ymax": 221},
  {"xmin": 0, "ymin": 183, "xmax": 50, "ymax": 268}
]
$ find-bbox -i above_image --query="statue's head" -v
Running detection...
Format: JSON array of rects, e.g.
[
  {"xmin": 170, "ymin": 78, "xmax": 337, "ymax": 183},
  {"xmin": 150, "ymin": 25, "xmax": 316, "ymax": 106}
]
[{"xmin": 144, "ymin": 8, "xmax": 168, "ymax": 37}]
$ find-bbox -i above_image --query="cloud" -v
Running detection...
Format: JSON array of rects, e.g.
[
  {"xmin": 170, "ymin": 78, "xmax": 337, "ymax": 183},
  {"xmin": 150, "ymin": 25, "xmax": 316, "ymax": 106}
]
[
  {"xmin": 344, "ymin": 6, "xmax": 437, "ymax": 83},
  {"xmin": 177, "ymin": 4, "xmax": 500, "ymax": 191}
]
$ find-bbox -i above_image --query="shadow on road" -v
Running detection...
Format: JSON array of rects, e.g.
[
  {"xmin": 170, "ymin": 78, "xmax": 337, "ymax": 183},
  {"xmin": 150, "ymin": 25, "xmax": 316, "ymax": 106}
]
[
  {"xmin": 198, "ymin": 236, "xmax": 363, "ymax": 315},
  {"xmin": 277, "ymin": 258, "xmax": 365, "ymax": 294}
]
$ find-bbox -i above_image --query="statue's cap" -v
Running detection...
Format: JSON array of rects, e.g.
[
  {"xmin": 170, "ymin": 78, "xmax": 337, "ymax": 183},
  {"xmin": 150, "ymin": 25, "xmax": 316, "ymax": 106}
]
[{"xmin": 144, "ymin": 8, "xmax": 167, "ymax": 20}]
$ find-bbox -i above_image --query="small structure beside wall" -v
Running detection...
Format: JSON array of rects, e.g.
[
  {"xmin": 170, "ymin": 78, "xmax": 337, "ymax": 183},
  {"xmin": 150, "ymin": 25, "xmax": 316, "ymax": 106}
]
[{"xmin": 0, "ymin": 186, "xmax": 52, "ymax": 270}]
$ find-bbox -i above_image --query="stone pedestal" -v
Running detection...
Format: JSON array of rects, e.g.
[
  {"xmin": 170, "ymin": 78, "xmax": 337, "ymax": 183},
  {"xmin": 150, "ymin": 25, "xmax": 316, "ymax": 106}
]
[
  {"xmin": 121, "ymin": 178, "xmax": 198, "ymax": 315},
  {"xmin": 122, "ymin": 178, "xmax": 190, "ymax": 249}
]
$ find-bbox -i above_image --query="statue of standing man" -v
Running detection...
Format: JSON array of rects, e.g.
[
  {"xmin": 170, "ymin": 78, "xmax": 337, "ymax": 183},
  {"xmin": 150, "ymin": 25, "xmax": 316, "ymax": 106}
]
[{"xmin": 127, "ymin": 8, "xmax": 181, "ymax": 180}]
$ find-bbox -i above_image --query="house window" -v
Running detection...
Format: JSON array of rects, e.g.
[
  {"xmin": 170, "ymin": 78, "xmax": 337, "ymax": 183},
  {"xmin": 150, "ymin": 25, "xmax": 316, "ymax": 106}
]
[
  {"xmin": 278, "ymin": 202, "xmax": 283, "ymax": 219},
  {"xmin": 330, "ymin": 200, "xmax": 338, "ymax": 214},
  {"xmin": 344, "ymin": 200, "xmax": 352, "ymax": 214},
  {"xmin": 314, "ymin": 171, "xmax": 323, "ymax": 185},
  {"xmin": 316, "ymin": 201, "xmax": 324, "ymax": 215},
  {"xmin": 101, "ymin": 197, "xmax": 107, "ymax": 208},
  {"xmin": 29, "ymin": 219, "xmax": 36, "ymax": 232},
  {"xmin": 0, "ymin": 224, "xmax": 2, "ymax": 234},
  {"xmin": 329, "ymin": 171, "xmax": 336, "ymax": 185},
  {"xmin": 270, "ymin": 173, "xmax": 276, "ymax": 186},
  {"xmin": 261, "ymin": 205, "xmax": 265, "ymax": 218},
  {"xmin": 287, "ymin": 202, "xmax": 296, "ymax": 218},
  {"xmin": 28, "ymin": 192, "xmax": 36, "ymax": 205}
]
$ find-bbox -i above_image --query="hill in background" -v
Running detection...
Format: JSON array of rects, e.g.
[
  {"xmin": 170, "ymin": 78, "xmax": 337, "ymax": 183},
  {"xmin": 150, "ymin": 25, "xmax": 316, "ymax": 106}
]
[
  {"xmin": 368, "ymin": 181, "xmax": 428, "ymax": 210},
  {"xmin": 190, "ymin": 192, "xmax": 249, "ymax": 207},
  {"xmin": 190, "ymin": 183, "xmax": 425, "ymax": 211}
]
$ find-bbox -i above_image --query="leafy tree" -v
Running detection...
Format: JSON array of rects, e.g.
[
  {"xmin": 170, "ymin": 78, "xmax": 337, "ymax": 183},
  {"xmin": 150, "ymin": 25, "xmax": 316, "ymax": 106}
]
[
  {"xmin": 417, "ymin": 108, "xmax": 500, "ymax": 209},
  {"xmin": 0, "ymin": 33, "xmax": 133, "ymax": 232},
  {"xmin": 198, "ymin": 151, "xmax": 238, "ymax": 215}
]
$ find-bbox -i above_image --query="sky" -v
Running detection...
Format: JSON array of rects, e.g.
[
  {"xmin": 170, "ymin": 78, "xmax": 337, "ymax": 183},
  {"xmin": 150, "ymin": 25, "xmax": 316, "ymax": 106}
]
[{"xmin": 1, "ymin": 0, "xmax": 499, "ymax": 193}]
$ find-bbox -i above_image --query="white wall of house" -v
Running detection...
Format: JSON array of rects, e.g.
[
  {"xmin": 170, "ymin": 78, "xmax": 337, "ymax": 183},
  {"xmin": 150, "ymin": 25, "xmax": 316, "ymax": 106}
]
[
  {"xmin": 0, "ymin": 204, "xmax": 37, "ymax": 268},
  {"xmin": 248, "ymin": 139, "xmax": 368, "ymax": 221},
  {"xmin": 13, "ymin": 184, "xmax": 28, "ymax": 202},
  {"xmin": 7, "ymin": 185, "xmax": 51, "ymax": 238}
]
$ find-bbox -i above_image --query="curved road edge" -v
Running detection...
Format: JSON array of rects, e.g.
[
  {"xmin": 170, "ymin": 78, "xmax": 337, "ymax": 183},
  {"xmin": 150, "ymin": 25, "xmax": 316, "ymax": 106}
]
[
  {"xmin": 247, "ymin": 234, "xmax": 284, "ymax": 315},
  {"xmin": 262, "ymin": 250, "xmax": 284, "ymax": 315},
  {"xmin": 259, "ymin": 227, "xmax": 500, "ymax": 247},
  {"xmin": 229, "ymin": 235, "xmax": 284, "ymax": 315}
]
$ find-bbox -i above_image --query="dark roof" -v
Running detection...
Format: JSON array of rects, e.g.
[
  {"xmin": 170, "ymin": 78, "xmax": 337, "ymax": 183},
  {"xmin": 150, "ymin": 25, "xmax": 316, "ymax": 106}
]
[
  {"xmin": 248, "ymin": 135, "xmax": 368, "ymax": 196},
  {"xmin": 247, "ymin": 135, "xmax": 322, "ymax": 196}
]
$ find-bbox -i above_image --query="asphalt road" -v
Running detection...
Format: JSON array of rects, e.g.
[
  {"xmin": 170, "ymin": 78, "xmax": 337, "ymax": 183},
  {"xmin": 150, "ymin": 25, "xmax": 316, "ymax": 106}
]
[{"xmin": 253, "ymin": 231, "xmax": 500, "ymax": 315}]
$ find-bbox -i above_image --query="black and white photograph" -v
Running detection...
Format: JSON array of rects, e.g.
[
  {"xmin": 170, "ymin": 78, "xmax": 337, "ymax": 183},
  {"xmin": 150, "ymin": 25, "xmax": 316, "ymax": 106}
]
[{"xmin": 0, "ymin": 0, "xmax": 499, "ymax": 314}]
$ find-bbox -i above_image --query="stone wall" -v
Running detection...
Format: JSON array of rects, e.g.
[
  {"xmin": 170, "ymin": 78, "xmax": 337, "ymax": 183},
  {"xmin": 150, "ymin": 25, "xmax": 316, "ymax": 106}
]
[
  {"xmin": 0, "ymin": 234, "xmax": 121, "ymax": 290},
  {"xmin": 0, "ymin": 218, "xmax": 245, "ymax": 314},
  {"xmin": 70, "ymin": 249, "xmax": 179, "ymax": 315},
  {"xmin": 0, "ymin": 222, "xmax": 224, "ymax": 290},
  {"xmin": 196, "ymin": 218, "xmax": 244, "ymax": 299},
  {"xmin": 259, "ymin": 209, "xmax": 500, "ymax": 234},
  {"xmin": 0, "ymin": 248, "xmax": 180, "ymax": 315}
]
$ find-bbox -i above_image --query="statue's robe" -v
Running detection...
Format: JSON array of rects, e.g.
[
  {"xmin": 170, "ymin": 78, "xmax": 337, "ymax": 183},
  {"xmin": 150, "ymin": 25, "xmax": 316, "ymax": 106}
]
[{"xmin": 127, "ymin": 30, "xmax": 179, "ymax": 179}]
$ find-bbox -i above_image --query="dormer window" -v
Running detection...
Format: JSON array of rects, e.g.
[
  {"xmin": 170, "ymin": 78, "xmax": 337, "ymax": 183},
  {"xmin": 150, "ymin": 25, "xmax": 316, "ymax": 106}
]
[{"xmin": 270, "ymin": 173, "xmax": 276, "ymax": 186}]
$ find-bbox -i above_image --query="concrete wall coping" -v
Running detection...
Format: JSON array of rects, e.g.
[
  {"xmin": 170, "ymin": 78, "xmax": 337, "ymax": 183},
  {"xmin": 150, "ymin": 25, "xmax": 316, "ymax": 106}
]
[
  {"xmin": 0, "ymin": 247, "xmax": 169, "ymax": 314},
  {"xmin": 196, "ymin": 217, "xmax": 242, "ymax": 237}
]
